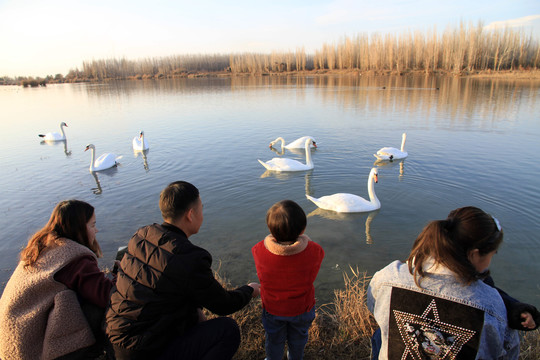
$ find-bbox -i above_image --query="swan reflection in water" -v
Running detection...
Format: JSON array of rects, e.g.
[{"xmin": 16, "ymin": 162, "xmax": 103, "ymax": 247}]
[
  {"xmin": 374, "ymin": 159, "xmax": 405, "ymax": 180},
  {"xmin": 89, "ymin": 166, "xmax": 118, "ymax": 194},
  {"xmin": 90, "ymin": 172, "xmax": 102, "ymax": 195},
  {"xmin": 260, "ymin": 170, "xmax": 313, "ymax": 194},
  {"xmin": 269, "ymin": 146, "xmax": 285, "ymax": 156},
  {"xmin": 133, "ymin": 149, "xmax": 150, "ymax": 171},
  {"xmin": 40, "ymin": 139, "xmax": 72, "ymax": 156},
  {"xmin": 307, "ymin": 209, "xmax": 378, "ymax": 244}
]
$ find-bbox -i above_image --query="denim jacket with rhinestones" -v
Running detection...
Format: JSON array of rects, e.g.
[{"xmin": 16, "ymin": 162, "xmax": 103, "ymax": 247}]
[{"xmin": 367, "ymin": 260, "xmax": 520, "ymax": 360}]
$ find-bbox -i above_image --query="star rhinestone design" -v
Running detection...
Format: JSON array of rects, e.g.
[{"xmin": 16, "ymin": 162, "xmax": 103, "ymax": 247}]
[{"xmin": 393, "ymin": 299, "xmax": 477, "ymax": 359}]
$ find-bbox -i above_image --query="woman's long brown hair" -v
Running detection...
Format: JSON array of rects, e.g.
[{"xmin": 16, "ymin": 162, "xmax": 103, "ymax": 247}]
[
  {"xmin": 20, "ymin": 200, "xmax": 102, "ymax": 268},
  {"xmin": 407, "ymin": 206, "xmax": 503, "ymax": 286}
]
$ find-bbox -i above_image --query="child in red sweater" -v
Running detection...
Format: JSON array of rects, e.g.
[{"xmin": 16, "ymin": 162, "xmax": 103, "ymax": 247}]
[{"xmin": 252, "ymin": 200, "xmax": 325, "ymax": 360}]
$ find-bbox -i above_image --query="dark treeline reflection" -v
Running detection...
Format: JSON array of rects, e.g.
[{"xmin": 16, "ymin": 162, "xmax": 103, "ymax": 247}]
[{"xmin": 83, "ymin": 76, "xmax": 539, "ymax": 125}]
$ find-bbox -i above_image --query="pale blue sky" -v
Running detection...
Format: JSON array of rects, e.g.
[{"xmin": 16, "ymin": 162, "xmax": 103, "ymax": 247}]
[{"xmin": 1, "ymin": 0, "xmax": 539, "ymax": 77}]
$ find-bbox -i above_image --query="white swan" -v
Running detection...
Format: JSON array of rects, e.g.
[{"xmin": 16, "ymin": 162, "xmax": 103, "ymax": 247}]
[
  {"xmin": 132, "ymin": 130, "xmax": 149, "ymax": 151},
  {"xmin": 374, "ymin": 133, "xmax": 408, "ymax": 160},
  {"xmin": 306, "ymin": 168, "xmax": 380, "ymax": 212},
  {"xmin": 85, "ymin": 144, "xmax": 119, "ymax": 171},
  {"xmin": 269, "ymin": 136, "xmax": 317, "ymax": 149},
  {"xmin": 38, "ymin": 122, "xmax": 67, "ymax": 141},
  {"xmin": 258, "ymin": 137, "xmax": 315, "ymax": 172}
]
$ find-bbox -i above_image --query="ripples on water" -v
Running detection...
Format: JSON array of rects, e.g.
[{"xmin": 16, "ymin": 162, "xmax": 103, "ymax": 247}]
[{"xmin": 1, "ymin": 76, "xmax": 539, "ymax": 304}]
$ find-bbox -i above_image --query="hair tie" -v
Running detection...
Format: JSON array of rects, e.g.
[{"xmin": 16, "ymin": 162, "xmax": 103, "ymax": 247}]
[{"xmin": 492, "ymin": 216, "xmax": 501, "ymax": 231}]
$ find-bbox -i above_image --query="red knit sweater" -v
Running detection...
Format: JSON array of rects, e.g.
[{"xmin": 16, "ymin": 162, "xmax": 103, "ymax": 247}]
[{"xmin": 252, "ymin": 234, "xmax": 324, "ymax": 317}]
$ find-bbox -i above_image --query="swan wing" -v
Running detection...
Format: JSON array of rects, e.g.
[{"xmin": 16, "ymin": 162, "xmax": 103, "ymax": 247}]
[
  {"xmin": 306, "ymin": 193, "xmax": 376, "ymax": 212},
  {"xmin": 40, "ymin": 132, "xmax": 65, "ymax": 141},
  {"xmin": 258, "ymin": 157, "xmax": 311, "ymax": 172},
  {"xmin": 373, "ymin": 153, "xmax": 392, "ymax": 160},
  {"xmin": 94, "ymin": 153, "xmax": 118, "ymax": 171},
  {"xmin": 132, "ymin": 137, "xmax": 140, "ymax": 149},
  {"xmin": 307, "ymin": 193, "xmax": 376, "ymax": 213},
  {"xmin": 285, "ymin": 136, "xmax": 315, "ymax": 149},
  {"xmin": 132, "ymin": 137, "xmax": 149, "ymax": 150},
  {"xmin": 377, "ymin": 147, "xmax": 407, "ymax": 159},
  {"xmin": 376, "ymin": 147, "xmax": 399, "ymax": 155}
]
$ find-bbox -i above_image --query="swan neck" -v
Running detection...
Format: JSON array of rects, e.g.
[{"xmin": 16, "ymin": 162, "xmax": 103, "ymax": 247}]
[
  {"xmin": 367, "ymin": 172, "xmax": 380, "ymax": 206},
  {"xmin": 401, "ymin": 134, "xmax": 406, "ymax": 152},
  {"xmin": 89, "ymin": 148, "xmax": 96, "ymax": 170},
  {"xmin": 304, "ymin": 139, "xmax": 313, "ymax": 166},
  {"xmin": 60, "ymin": 124, "xmax": 66, "ymax": 138},
  {"xmin": 276, "ymin": 137, "xmax": 285, "ymax": 148}
]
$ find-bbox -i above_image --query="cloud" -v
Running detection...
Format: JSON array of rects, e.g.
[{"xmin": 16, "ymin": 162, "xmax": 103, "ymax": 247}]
[{"xmin": 484, "ymin": 15, "xmax": 540, "ymax": 37}]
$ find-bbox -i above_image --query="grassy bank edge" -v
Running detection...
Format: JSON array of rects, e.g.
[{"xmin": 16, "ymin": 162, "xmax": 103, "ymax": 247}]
[{"xmin": 209, "ymin": 266, "xmax": 540, "ymax": 359}]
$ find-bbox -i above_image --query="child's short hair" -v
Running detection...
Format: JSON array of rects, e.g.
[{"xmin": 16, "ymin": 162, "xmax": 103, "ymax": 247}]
[{"xmin": 266, "ymin": 200, "xmax": 306, "ymax": 243}]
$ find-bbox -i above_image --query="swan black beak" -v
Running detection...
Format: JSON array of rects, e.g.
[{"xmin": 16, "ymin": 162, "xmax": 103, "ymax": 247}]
[
  {"xmin": 374, "ymin": 174, "xmax": 378, "ymax": 183},
  {"xmin": 312, "ymin": 141, "xmax": 317, "ymax": 148}
]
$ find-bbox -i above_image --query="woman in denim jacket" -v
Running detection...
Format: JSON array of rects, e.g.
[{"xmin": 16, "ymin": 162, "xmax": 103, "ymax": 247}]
[{"xmin": 368, "ymin": 206, "xmax": 520, "ymax": 359}]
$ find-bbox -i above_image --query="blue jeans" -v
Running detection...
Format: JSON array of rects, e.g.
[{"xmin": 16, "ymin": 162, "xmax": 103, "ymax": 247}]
[
  {"xmin": 262, "ymin": 307, "xmax": 315, "ymax": 360},
  {"xmin": 371, "ymin": 328, "xmax": 381, "ymax": 359}
]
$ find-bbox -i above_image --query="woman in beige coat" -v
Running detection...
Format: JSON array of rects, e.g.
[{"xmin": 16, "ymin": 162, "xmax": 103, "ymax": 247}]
[{"xmin": 0, "ymin": 200, "xmax": 115, "ymax": 360}]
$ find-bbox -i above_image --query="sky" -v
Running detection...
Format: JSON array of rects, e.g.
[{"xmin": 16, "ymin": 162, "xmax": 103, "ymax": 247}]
[{"xmin": 1, "ymin": 0, "xmax": 539, "ymax": 77}]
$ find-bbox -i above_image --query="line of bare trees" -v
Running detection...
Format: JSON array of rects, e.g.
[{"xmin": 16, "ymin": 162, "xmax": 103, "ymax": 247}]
[
  {"xmin": 231, "ymin": 22, "xmax": 539, "ymax": 74},
  {"xmin": 77, "ymin": 54, "xmax": 230, "ymax": 81},
  {"xmin": 65, "ymin": 22, "xmax": 539, "ymax": 80},
  {"xmin": 3, "ymin": 21, "xmax": 539, "ymax": 85}
]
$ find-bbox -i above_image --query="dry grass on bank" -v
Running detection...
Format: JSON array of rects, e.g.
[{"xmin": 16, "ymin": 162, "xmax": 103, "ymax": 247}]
[
  {"xmin": 209, "ymin": 267, "xmax": 376, "ymax": 359},
  {"xmin": 520, "ymin": 329, "xmax": 540, "ymax": 360},
  {"xmin": 210, "ymin": 266, "xmax": 540, "ymax": 360}
]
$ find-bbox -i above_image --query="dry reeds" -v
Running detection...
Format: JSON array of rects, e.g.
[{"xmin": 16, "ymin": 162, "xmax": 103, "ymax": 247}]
[
  {"xmin": 208, "ymin": 265, "xmax": 540, "ymax": 360},
  {"xmin": 519, "ymin": 329, "xmax": 540, "ymax": 360},
  {"xmin": 209, "ymin": 266, "xmax": 376, "ymax": 359}
]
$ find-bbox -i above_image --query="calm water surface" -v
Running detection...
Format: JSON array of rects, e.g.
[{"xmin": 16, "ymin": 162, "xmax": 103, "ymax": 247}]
[{"xmin": 1, "ymin": 76, "xmax": 539, "ymax": 305}]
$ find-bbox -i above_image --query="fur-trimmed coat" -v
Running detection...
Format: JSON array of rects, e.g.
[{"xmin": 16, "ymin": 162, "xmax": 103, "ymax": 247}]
[
  {"xmin": 0, "ymin": 239, "xmax": 96, "ymax": 360},
  {"xmin": 252, "ymin": 234, "xmax": 324, "ymax": 317}
]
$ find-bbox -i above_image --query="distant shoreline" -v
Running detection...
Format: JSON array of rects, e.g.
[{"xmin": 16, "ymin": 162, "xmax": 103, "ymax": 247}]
[
  {"xmin": 73, "ymin": 69, "xmax": 540, "ymax": 81},
  {"xmin": 6, "ymin": 69, "xmax": 540, "ymax": 87}
]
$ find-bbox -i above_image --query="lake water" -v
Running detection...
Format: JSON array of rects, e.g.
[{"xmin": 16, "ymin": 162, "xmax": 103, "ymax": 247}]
[{"xmin": 1, "ymin": 75, "xmax": 539, "ymax": 305}]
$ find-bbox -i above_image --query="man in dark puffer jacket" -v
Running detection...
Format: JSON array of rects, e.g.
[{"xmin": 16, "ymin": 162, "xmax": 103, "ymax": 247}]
[{"xmin": 106, "ymin": 181, "xmax": 260, "ymax": 359}]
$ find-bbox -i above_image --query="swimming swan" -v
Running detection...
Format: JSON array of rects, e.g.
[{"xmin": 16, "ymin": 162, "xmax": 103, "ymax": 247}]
[
  {"xmin": 258, "ymin": 137, "xmax": 315, "ymax": 172},
  {"xmin": 132, "ymin": 130, "xmax": 149, "ymax": 151},
  {"xmin": 306, "ymin": 167, "xmax": 380, "ymax": 212},
  {"xmin": 374, "ymin": 133, "xmax": 408, "ymax": 160},
  {"xmin": 269, "ymin": 136, "xmax": 317, "ymax": 149},
  {"xmin": 38, "ymin": 122, "xmax": 67, "ymax": 141},
  {"xmin": 85, "ymin": 144, "xmax": 119, "ymax": 171}
]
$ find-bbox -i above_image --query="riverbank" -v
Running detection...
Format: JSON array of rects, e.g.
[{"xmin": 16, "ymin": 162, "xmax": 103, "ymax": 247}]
[
  {"xmin": 74, "ymin": 68, "xmax": 540, "ymax": 81},
  {"xmin": 4, "ymin": 68, "xmax": 540, "ymax": 86},
  {"xmin": 210, "ymin": 268, "xmax": 540, "ymax": 359}
]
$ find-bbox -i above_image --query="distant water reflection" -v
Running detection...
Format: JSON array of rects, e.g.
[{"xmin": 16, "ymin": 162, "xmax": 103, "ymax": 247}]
[
  {"xmin": 40, "ymin": 139, "xmax": 72, "ymax": 157},
  {"xmin": 0, "ymin": 76, "xmax": 539, "ymax": 305}
]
